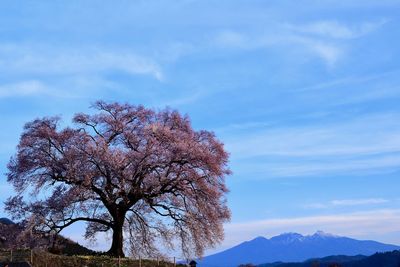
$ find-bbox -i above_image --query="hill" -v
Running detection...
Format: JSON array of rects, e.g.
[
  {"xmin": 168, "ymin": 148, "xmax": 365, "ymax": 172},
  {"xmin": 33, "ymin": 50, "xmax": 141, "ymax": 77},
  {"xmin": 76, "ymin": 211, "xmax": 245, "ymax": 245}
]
[
  {"xmin": 258, "ymin": 255, "xmax": 367, "ymax": 267},
  {"xmin": 200, "ymin": 231, "xmax": 400, "ymax": 267},
  {"xmin": 0, "ymin": 217, "xmax": 96, "ymax": 255},
  {"xmin": 258, "ymin": 250, "xmax": 400, "ymax": 267},
  {"xmin": 0, "ymin": 217, "xmax": 15, "ymax": 225},
  {"xmin": 345, "ymin": 250, "xmax": 400, "ymax": 267}
]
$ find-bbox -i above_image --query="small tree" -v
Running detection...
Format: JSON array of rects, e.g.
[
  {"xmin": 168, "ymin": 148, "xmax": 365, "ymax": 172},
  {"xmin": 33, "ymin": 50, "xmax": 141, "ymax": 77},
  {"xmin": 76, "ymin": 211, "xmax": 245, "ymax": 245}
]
[{"xmin": 5, "ymin": 101, "xmax": 231, "ymax": 257}]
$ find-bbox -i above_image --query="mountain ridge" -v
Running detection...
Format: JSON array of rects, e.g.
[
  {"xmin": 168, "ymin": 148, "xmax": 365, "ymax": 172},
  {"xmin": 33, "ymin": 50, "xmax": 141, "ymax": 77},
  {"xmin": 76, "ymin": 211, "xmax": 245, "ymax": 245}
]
[{"xmin": 200, "ymin": 231, "xmax": 400, "ymax": 267}]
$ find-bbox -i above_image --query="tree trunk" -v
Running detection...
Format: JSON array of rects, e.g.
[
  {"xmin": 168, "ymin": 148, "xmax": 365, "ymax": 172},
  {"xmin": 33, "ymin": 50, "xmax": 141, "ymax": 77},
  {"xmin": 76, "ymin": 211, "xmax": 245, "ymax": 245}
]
[
  {"xmin": 107, "ymin": 211, "xmax": 126, "ymax": 258},
  {"xmin": 108, "ymin": 223, "xmax": 125, "ymax": 257}
]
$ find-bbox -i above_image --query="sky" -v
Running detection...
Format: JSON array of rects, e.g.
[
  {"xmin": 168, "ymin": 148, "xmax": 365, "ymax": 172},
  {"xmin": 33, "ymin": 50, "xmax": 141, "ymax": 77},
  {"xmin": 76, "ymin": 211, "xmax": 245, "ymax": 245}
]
[{"xmin": 0, "ymin": 0, "xmax": 400, "ymax": 257}]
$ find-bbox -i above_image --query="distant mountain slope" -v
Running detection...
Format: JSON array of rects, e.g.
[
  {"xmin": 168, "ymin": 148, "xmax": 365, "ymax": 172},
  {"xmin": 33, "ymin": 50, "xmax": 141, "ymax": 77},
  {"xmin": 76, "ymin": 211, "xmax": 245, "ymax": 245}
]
[
  {"xmin": 258, "ymin": 255, "xmax": 367, "ymax": 267},
  {"xmin": 200, "ymin": 231, "xmax": 400, "ymax": 267},
  {"xmin": 258, "ymin": 250, "xmax": 400, "ymax": 267}
]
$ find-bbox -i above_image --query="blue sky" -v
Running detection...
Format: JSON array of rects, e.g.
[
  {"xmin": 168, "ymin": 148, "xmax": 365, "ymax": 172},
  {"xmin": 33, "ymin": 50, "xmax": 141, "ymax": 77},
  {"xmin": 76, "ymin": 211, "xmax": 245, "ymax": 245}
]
[{"xmin": 1, "ymin": 0, "xmax": 400, "ymax": 255}]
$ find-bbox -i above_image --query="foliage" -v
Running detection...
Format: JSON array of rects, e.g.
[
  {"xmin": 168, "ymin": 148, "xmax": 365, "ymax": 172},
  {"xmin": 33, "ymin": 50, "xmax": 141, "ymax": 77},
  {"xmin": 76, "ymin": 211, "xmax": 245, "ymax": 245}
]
[{"xmin": 5, "ymin": 101, "xmax": 231, "ymax": 258}]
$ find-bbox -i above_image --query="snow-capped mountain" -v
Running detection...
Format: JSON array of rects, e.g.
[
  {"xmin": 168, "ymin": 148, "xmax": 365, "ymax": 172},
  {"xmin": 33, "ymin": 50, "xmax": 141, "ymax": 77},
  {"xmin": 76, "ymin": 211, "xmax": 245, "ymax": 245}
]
[{"xmin": 199, "ymin": 231, "xmax": 400, "ymax": 267}]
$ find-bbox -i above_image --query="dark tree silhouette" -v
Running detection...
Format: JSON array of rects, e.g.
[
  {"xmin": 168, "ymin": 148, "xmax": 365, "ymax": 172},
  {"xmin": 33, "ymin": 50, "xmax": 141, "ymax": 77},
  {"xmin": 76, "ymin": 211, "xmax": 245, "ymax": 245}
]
[{"xmin": 5, "ymin": 101, "xmax": 231, "ymax": 257}]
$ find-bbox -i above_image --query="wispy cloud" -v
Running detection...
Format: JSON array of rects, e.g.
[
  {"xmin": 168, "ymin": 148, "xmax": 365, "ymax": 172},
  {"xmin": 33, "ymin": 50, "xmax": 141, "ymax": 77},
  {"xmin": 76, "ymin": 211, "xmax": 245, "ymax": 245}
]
[
  {"xmin": 331, "ymin": 198, "xmax": 389, "ymax": 206},
  {"xmin": 294, "ymin": 69, "xmax": 400, "ymax": 92},
  {"xmin": 0, "ymin": 80, "xmax": 47, "ymax": 98},
  {"xmin": 227, "ymin": 209, "xmax": 400, "ymax": 233},
  {"xmin": 239, "ymin": 154, "xmax": 400, "ymax": 178},
  {"xmin": 214, "ymin": 31, "xmax": 248, "ymax": 48},
  {"xmin": 285, "ymin": 20, "xmax": 387, "ymax": 39},
  {"xmin": 225, "ymin": 113, "xmax": 400, "ymax": 159},
  {"xmin": 0, "ymin": 45, "xmax": 164, "ymax": 100},
  {"xmin": 213, "ymin": 29, "xmax": 343, "ymax": 66},
  {"xmin": 0, "ymin": 80, "xmax": 83, "ymax": 99},
  {"xmin": 212, "ymin": 19, "xmax": 386, "ymax": 66},
  {"xmin": 304, "ymin": 198, "xmax": 389, "ymax": 209},
  {"xmin": 284, "ymin": 35, "xmax": 342, "ymax": 66},
  {"xmin": 315, "ymin": 0, "xmax": 400, "ymax": 8},
  {"xmin": 0, "ymin": 45, "xmax": 164, "ymax": 81},
  {"xmin": 223, "ymin": 113, "xmax": 400, "ymax": 178}
]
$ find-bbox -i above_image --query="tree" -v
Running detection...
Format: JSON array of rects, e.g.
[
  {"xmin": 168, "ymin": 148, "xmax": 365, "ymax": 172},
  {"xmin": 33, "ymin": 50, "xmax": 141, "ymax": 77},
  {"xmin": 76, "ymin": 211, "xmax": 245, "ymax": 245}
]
[{"xmin": 5, "ymin": 101, "xmax": 231, "ymax": 258}]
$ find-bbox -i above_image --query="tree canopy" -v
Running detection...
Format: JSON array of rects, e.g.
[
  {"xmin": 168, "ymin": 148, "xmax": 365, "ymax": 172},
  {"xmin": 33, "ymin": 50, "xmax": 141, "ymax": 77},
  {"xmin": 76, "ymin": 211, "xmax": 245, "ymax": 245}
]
[{"xmin": 5, "ymin": 101, "xmax": 231, "ymax": 258}]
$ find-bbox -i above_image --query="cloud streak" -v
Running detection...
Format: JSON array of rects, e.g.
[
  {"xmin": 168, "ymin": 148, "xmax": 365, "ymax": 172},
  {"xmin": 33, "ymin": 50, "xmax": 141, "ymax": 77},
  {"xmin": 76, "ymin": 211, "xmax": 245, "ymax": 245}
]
[
  {"xmin": 304, "ymin": 198, "xmax": 389, "ymax": 209},
  {"xmin": 0, "ymin": 45, "xmax": 164, "ymax": 81},
  {"xmin": 285, "ymin": 20, "xmax": 387, "ymax": 39},
  {"xmin": 331, "ymin": 198, "xmax": 389, "ymax": 206},
  {"xmin": 0, "ymin": 80, "xmax": 47, "ymax": 98},
  {"xmin": 225, "ymin": 113, "xmax": 400, "ymax": 159},
  {"xmin": 213, "ymin": 30, "xmax": 343, "ymax": 66},
  {"xmin": 237, "ymin": 154, "xmax": 400, "ymax": 178},
  {"xmin": 0, "ymin": 80, "xmax": 85, "ymax": 99},
  {"xmin": 212, "ymin": 19, "xmax": 386, "ymax": 66},
  {"xmin": 223, "ymin": 113, "xmax": 400, "ymax": 178}
]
